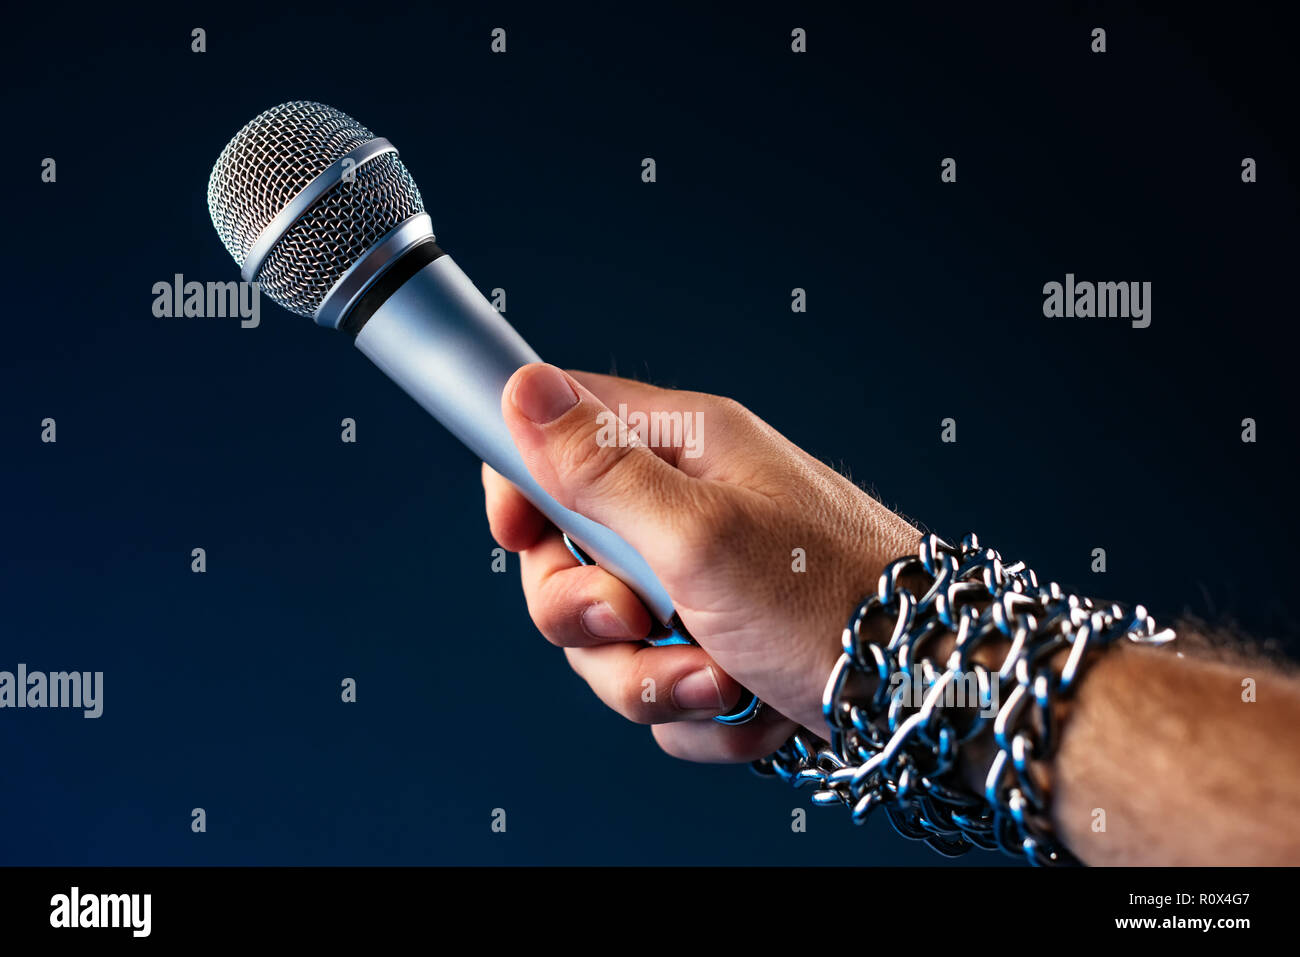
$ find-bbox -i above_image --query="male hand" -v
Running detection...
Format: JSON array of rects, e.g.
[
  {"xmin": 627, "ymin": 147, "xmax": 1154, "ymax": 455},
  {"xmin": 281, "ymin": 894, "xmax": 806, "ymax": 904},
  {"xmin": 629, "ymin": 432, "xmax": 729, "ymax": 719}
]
[{"xmin": 482, "ymin": 363, "xmax": 920, "ymax": 762}]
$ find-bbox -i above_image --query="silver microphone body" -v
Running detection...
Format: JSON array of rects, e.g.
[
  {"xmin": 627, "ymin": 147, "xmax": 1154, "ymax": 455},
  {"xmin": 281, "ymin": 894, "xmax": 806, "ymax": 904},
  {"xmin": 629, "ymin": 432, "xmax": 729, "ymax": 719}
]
[{"xmin": 354, "ymin": 252, "xmax": 678, "ymax": 625}]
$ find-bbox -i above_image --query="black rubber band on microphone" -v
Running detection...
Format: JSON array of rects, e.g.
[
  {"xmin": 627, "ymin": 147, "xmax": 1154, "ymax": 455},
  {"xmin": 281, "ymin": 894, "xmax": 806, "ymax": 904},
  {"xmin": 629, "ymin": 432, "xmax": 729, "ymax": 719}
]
[{"xmin": 340, "ymin": 239, "xmax": 445, "ymax": 337}]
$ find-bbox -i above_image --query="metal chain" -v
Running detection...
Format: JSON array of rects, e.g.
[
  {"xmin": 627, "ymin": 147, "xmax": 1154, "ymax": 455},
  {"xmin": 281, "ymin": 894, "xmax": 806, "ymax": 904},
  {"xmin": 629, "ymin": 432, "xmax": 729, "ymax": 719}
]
[{"xmin": 751, "ymin": 532, "xmax": 1177, "ymax": 865}]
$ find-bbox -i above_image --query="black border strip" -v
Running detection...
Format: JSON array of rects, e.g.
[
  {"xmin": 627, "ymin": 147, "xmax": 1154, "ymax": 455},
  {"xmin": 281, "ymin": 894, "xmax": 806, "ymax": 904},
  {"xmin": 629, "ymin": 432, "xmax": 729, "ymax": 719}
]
[{"xmin": 339, "ymin": 239, "xmax": 445, "ymax": 337}]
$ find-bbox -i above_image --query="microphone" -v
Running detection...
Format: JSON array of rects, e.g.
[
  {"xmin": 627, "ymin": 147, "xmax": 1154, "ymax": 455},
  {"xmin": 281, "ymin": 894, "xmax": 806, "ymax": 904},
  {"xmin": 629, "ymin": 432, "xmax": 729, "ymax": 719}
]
[{"xmin": 207, "ymin": 101, "xmax": 760, "ymax": 725}]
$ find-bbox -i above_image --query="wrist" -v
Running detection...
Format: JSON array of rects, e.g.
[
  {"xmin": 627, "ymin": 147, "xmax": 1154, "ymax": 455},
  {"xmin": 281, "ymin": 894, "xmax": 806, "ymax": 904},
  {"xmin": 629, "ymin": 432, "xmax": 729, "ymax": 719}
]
[{"xmin": 758, "ymin": 531, "xmax": 1176, "ymax": 866}]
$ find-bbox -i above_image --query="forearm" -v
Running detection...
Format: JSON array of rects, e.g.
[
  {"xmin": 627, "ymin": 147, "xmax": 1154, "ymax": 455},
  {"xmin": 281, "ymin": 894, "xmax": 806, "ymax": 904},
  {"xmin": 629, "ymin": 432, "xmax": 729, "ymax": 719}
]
[
  {"xmin": 839, "ymin": 558, "xmax": 1300, "ymax": 865},
  {"xmin": 1046, "ymin": 636, "xmax": 1300, "ymax": 865}
]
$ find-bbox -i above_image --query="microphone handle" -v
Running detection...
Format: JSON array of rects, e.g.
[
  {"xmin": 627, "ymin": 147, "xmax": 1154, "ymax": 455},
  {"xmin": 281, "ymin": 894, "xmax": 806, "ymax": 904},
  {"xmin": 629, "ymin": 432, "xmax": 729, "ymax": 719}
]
[{"xmin": 351, "ymin": 253, "xmax": 763, "ymax": 725}]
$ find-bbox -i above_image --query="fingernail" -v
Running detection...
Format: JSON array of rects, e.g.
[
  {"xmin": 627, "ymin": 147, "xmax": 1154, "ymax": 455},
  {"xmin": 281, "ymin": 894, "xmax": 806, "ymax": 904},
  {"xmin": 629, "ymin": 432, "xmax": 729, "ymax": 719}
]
[
  {"xmin": 512, "ymin": 364, "xmax": 579, "ymax": 424},
  {"xmin": 580, "ymin": 601, "xmax": 636, "ymax": 640},
  {"xmin": 673, "ymin": 666, "xmax": 725, "ymax": 711}
]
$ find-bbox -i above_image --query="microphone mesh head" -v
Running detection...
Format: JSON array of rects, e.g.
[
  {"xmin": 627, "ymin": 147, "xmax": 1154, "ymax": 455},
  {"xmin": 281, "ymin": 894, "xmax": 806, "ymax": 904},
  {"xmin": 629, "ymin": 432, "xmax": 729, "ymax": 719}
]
[{"xmin": 207, "ymin": 101, "xmax": 425, "ymax": 318}]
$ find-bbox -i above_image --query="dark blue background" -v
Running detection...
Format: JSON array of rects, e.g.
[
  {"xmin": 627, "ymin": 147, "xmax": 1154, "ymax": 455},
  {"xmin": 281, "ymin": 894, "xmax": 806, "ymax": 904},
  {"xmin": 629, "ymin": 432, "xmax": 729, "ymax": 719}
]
[{"xmin": 2, "ymin": 1, "xmax": 1296, "ymax": 865}]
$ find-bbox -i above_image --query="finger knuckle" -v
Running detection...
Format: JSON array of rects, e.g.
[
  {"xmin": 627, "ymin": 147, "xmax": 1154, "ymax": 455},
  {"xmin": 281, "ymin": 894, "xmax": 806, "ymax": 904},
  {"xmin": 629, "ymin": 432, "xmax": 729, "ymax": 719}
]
[
  {"xmin": 527, "ymin": 604, "xmax": 568, "ymax": 647},
  {"xmin": 710, "ymin": 394, "xmax": 752, "ymax": 423},
  {"xmin": 525, "ymin": 580, "xmax": 572, "ymax": 647},
  {"xmin": 617, "ymin": 664, "xmax": 661, "ymax": 724},
  {"xmin": 555, "ymin": 421, "xmax": 626, "ymax": 491},
  {"xmin": 717, "ymin": 728, "xmax": 773, "ymax": 763}
]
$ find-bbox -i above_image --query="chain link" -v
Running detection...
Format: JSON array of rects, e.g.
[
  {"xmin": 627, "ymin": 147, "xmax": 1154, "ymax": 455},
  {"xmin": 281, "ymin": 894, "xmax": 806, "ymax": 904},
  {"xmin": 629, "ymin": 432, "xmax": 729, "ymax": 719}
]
[{"xmin": 752, "ymin": 532, "xmax": 1177, "ymax": 865}]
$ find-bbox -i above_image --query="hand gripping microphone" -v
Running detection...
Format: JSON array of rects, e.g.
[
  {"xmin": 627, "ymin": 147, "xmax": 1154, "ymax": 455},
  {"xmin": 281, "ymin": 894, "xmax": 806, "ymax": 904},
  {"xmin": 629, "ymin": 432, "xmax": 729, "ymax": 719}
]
[{"xmin": 207, "ymin": 101, "xmax": 760, "ymax": 724}]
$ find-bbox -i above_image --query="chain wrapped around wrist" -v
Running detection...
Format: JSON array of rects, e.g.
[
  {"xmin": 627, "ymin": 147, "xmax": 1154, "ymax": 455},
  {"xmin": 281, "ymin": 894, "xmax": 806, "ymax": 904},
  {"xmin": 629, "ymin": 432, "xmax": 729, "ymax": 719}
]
[{"xmin": 751, "ymin": 532, "xmax": 1177, "ymax": 866}]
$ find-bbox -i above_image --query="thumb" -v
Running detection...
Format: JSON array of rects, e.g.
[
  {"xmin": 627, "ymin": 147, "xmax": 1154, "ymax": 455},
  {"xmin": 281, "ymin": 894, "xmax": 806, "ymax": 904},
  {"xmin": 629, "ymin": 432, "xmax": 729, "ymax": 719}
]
[{"xmin": 502, "ymin": 363, "xmax": 701, "ymax": 562}]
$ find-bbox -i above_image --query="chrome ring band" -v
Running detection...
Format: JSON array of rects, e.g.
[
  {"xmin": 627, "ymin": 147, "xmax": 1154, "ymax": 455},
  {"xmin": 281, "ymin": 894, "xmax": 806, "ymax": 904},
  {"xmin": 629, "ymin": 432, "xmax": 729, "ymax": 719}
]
[
  {"xmin": 314, "ymin": 213, "xmax": 436, "ymax": 329},
  {"xmin": 240, "ymin": 137, "xmax": 397, "ymax": 282}
]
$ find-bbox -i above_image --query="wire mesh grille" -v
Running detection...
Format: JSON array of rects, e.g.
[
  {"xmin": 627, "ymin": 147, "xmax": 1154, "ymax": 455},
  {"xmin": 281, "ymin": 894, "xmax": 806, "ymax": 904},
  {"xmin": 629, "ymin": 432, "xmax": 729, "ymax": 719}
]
[
  {"xmin": 207, "ymin": 101, "xmax": 425, "ymax": 317},
  {"xmin": 254, "ymin": 153, "xmax": 425, "ymax": 317}
]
